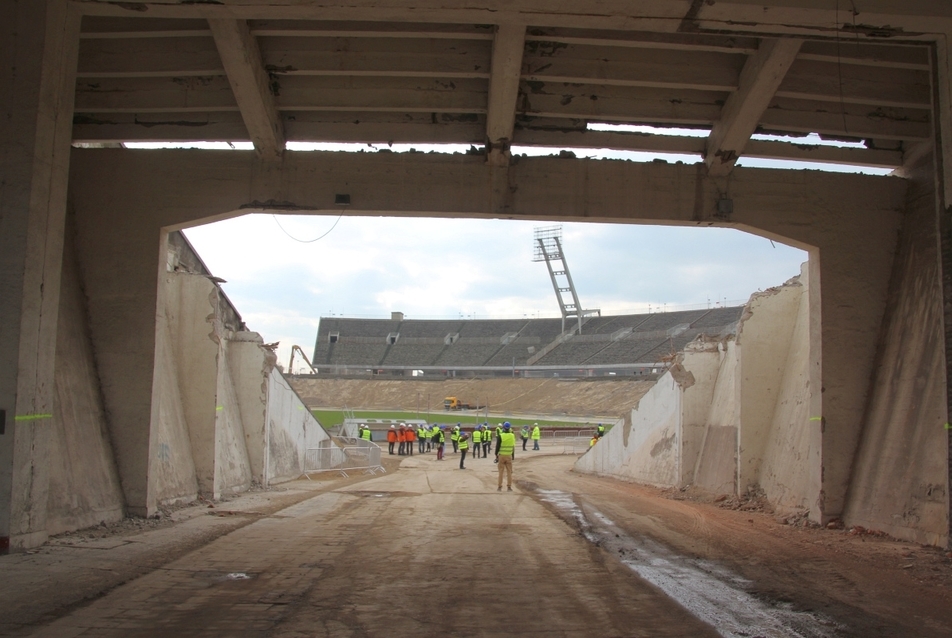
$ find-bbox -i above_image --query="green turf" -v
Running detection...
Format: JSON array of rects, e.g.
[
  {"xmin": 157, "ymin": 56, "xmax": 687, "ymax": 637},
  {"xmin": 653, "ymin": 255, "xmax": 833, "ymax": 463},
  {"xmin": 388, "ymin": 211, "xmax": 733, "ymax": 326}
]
[{"xmin": 310, "ymin": 409, "xmax": 608, "ymax": 431}]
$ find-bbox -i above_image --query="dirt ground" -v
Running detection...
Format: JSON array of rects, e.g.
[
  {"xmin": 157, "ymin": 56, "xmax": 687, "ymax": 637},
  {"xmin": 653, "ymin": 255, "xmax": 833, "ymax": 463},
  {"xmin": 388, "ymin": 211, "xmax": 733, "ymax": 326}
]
[
  {"xmin": 4, "ymin": 452, "xmax": 950, "ymax": 637},
  {"xmin": 289, "ymin": 377, "xmax": 656, "ymax": 418}
]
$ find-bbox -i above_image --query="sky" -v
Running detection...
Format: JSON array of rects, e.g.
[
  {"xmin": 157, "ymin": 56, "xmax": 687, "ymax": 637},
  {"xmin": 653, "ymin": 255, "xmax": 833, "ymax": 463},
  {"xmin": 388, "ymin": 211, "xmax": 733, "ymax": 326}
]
[
  {"xmin": 183, "ymin": 213, "xmax": 808, "ymax": 372},
  {"xmin": 165, "ymin": 128, "xmax": 888, "ymax": 372}
]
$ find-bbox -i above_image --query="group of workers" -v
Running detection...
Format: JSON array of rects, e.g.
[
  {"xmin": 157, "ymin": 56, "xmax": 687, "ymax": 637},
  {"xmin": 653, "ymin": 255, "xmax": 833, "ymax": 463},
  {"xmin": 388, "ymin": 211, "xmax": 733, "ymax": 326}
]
[{"xmin": 358, "ymin": 420, "xmax": 609, "ymax": 490}]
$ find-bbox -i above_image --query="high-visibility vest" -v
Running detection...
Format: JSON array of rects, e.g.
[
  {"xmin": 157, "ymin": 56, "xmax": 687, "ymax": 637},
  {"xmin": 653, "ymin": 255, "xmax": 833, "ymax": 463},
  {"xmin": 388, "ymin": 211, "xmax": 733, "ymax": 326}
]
[
  {"xmin": 434, "ymin": 430, "xmax": 444, "ymax": 444},
  {"xmin": 495, "ymin": 427, "xmax": 502, "ymax": 440},
  {"xmin": 418, "ymin": 427, "xmax": 426, "ymax": 439},
  {"xmin": 472, "ymin": 429, "xmax": 482, "ymax": 443},
  {"xmin": 459, "ymin": 435, "xmax": 469, "ymax": 450},
  {"xmin": 531, "ymin": 426, "xmax": 541, "ymax": 440},
  {"xmin": 362, "ymin": 428, "xmax": 372, "ymax": 440},
  {"xmin": 451, "ymin": 430, "xmax": 459, "ymax": 442},
  {"xmin": 597, "ymin": 424, "xmax": 605, "ymax": 435},
  {"xmin": 498, "ymin": 432, "xmax": 516, "ymax": 456},
  {"xmin": 431, "ymin": 426, "xmax": 439, "ymax": 439}
]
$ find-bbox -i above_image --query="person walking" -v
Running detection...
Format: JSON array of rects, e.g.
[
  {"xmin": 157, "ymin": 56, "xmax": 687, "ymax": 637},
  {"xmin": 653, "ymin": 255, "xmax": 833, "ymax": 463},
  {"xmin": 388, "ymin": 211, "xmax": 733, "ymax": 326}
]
[
  {"xmin": 451, "ymin": 424, "xmax": 460, "ymax": 454},
  {"xmin": 435, "ymin": 426, "xmax": 445, "ymax": 461},
  {"xmin": 520, "ymin": 425, "xmax": 529, "ymax": 451},
  {"xmin": 531, "ymin": 423, "xmax": 541, "ymax": 450},
  {"xmin": 496, "ymin": 422, "xmax": 516, "ymax": 491},
  {"xmin": 458, "ymin": 430, "xmax": 469, "ymax": 469}
]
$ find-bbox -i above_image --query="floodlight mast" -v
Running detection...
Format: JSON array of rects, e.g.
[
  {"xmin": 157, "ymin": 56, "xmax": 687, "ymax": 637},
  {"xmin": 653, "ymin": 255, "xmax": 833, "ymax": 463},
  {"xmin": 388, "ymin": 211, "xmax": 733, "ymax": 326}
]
[{"xmin": 533, "ymin": 226, "xmax": 600, "ymax": 334}]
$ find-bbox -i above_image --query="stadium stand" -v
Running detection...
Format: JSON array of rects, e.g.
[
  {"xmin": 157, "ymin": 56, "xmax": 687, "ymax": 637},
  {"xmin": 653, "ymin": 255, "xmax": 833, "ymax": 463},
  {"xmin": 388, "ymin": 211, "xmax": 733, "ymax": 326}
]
[{"xmin": 311, "ymin": 307, "xmax": 744, "ymax": 373}]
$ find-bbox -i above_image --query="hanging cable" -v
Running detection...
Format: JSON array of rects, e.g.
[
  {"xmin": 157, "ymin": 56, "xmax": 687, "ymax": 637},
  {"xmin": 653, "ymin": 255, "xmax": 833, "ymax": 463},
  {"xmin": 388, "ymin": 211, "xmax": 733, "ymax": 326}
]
[{"xmin": 272, "ymin": 213, "xmax": 343, "ymax": 243}]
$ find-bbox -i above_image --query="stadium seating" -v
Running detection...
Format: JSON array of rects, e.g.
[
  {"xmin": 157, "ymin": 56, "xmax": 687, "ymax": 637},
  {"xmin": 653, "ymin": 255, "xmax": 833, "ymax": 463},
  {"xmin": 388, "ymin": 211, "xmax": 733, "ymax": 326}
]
[{"xmin": 311, "ymin": 307, "xmax": 744, "ymax": 369}]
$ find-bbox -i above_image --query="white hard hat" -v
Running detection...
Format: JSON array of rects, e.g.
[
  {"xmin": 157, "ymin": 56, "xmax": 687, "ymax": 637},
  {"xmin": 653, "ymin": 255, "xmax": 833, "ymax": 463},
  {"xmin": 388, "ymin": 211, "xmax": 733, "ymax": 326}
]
[{"xmin": 390, "ymin": 424, "xmax": 395, "ymax": 428}]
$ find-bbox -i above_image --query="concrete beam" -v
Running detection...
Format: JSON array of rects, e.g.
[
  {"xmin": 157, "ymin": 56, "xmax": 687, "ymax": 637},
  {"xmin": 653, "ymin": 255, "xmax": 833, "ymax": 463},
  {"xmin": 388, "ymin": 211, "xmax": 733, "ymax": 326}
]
[
  {"xmin": 74, "ymin": 1, "xmax": 952, "ymax": 38},
  {"xmin": 0, "ymin": 0, "xmax": 81, "ymax": 552},
  {"xmin": 72, "ymin": 111, "xmax": 487, "ymax": 145},
  {"xmin": 511, "ymin": 129, "xmax": 902, "ymax": 168},
  {"xmin": 485, "ymin": 23, "xmax": 526, "ymax": 164},
  {"xmin": 73, "ymin": 75, "xmax": 489, "ymax": 115},
  {"xmin": 705, "ymin": 38, "xmax": 803, "ymax": 177},
  {"xmin": 208, "ymin": 19, "xmax": 285, "ymax": 160}
]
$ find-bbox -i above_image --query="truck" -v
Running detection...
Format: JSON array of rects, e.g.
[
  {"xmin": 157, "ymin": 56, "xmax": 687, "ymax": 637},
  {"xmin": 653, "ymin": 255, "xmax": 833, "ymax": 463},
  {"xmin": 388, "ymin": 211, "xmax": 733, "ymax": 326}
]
[{"xmin": 444, "ymin": 397, "xmax": 484, "ymax": 411}]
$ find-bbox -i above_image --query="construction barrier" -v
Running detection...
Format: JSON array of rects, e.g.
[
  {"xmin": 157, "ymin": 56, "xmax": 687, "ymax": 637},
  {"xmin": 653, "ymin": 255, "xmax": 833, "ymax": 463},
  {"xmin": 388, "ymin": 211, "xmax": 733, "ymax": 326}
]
[{"xmin": 304, "ymin": 437, "xmax": 385, "ymax": 477}]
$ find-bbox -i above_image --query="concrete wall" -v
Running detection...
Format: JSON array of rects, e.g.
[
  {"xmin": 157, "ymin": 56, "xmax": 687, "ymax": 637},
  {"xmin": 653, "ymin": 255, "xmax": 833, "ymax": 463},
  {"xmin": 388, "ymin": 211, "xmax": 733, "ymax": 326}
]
[
  {"xmin": 844, "ymin": 161, "xmax": 949, "ymax": 547},
  {"xmin": 575, "ymin": 371, "xmax": 682, "ymax": 486},
  {"xmin": 39, "ymin": 242, "xmax": 330, "ymax": 535},
  {"xmin": 577, "ymin": 275, "xmax": 813, "ymax": 505},
  {"xmin": 48, "ymin": 228, "xmax": 125, "ymax": 535},
  {"xmin": 758, "ymin": 267, "xmax": 816, "ymax": 513},
  {"xmin": 267, "ymin": 369, "xmax": 329, "ymax": 483},
  {"xmin": 160, "ymin": 270, "xmax": 325, "ymax": 499}
]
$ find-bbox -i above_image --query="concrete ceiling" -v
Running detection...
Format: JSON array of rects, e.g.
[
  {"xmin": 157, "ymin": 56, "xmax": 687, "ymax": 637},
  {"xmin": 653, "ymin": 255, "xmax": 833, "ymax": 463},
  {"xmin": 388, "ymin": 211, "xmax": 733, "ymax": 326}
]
[{"xmin": 70, "ymin": 0, "xmax": 944, "ymax": 173}]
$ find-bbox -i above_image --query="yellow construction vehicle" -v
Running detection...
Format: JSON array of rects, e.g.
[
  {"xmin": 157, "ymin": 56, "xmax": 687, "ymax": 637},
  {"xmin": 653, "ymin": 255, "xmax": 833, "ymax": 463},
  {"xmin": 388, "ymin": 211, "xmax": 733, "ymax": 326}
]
[{"xmin": 444, "ymin": 397, "xmax": 483, "ymax": 411}]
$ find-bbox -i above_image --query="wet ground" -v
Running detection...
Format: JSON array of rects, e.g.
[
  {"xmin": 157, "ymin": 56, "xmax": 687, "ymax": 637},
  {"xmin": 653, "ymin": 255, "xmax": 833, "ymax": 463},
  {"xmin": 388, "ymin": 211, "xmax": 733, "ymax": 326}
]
[{"xmin": 3, "ymin": 452, "xmax": 951, "ymax": 637}]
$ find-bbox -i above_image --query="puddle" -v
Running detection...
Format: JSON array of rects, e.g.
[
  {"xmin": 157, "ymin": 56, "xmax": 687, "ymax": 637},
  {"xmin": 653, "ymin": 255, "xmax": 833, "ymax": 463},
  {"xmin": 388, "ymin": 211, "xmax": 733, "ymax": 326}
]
[
  {"xmin": 537, "ymin": 489, "xmax": 839, "ymax": 638},
  {"xmin": 224, "ymin": 572, "xmax": 251, "ymax": 580}
]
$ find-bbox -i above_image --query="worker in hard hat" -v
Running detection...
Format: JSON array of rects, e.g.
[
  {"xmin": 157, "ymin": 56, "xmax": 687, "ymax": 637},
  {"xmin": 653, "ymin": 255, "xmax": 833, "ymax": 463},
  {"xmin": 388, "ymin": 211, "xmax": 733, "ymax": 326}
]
[
  {"xmin": 531, "ymin": 423, "xmax": 541, "ymax": 450},
  {"xmin": 458, "ymin": 429, "xmax": 470, "ymax": 469},
  {"xmin": 496, "ymin": 422, "xmax": 516, "ymax": 491},
  {"xmin": 386, "ymin": 424, "xmax": 398, "ymax": 455},
  {"xmin": 397, "ymin": 423, "xmax": 407, "ymax": 455},
  {"xmin": 429, "ymin": 423, "xmax": 439, "ymax": 453},
  {"xmin": 520, "ymin": 425, "xmax": 530, "ymax": 451},
  {"xmin": 435, "ymin": 426, "xmax": 446, "ymax": 461},
  {"xmin": 405, "ymin": 423, "xmax": 415, "ymax": 456},
  {"xmin": 482, "ymin": 424, "xmax": 492, "ymax": 457},
  {"xmin": 471, "ymin": 424, "xmax": 482, "ymax": 458},
  {"xmin": 451, "ymin": 424, "xmax": 460, "ymax": 454},
  {"xmin": 597, "ymin": 423, "xmax": 606, "ymax": 438},
  {"xmin": 417, "ymin": 423, "xmax": 427, "ymax": 454}
]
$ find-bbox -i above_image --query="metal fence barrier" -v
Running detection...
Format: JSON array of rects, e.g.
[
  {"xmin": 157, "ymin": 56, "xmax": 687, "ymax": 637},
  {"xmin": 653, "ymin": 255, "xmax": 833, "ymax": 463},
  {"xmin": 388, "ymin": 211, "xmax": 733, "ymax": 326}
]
[{"xmin": 304, "ymin": 437, "xmax": 385, "ymax": 477}]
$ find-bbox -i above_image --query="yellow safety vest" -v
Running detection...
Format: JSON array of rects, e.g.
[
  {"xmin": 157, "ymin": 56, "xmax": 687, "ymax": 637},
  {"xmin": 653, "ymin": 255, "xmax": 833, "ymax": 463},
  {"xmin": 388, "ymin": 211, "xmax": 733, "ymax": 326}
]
[
  {"xmin": 451, "ymin": 430, "xmax": 459, "ymax": 442},
  {"xmin": 459, "ymin": 436, "xmax": 469, "ymax": 450},
  {"xmin": 472, "ymin": 429, "xmax": 482, "ymax": 443},
  {"xmin": 531, "ymin": 426, "xmax": 541, "ymax": 440},
  {"xmin": 498, "ymin": 432, "xmax": 516, "ymax": 456}
]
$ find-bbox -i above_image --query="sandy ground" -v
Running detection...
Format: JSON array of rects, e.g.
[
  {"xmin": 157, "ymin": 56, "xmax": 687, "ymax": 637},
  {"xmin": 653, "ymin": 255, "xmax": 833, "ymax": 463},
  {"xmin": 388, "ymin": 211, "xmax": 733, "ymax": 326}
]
[
  {"xmin": 4, "ymin": 451, "xmax": 950, "ymax": 637},
  {"xmin": 289, "ymin": 377, "xmax": 656, "ymax": 418}
]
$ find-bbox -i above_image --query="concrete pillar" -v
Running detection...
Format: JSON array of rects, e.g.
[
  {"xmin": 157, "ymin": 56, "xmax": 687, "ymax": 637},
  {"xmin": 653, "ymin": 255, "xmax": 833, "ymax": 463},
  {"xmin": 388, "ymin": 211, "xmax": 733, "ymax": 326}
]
[
  {"xmin": 933, "ymin": 35, "xmax": 952, "ymax": 548},
  {"xmin": 0, "ymin": 0, "xmax": 80, "ymax": 552},
  {"xmin": 73, "ymin": 217, "xmax": 167, "ymax": 517}
]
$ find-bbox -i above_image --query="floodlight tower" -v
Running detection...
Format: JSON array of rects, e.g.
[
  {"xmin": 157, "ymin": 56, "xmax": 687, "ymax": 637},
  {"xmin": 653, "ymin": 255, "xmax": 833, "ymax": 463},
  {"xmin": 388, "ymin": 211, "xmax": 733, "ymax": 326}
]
[{"xmin": 533, "ymin": 225, "xmax": 600, "ymax": 334}]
